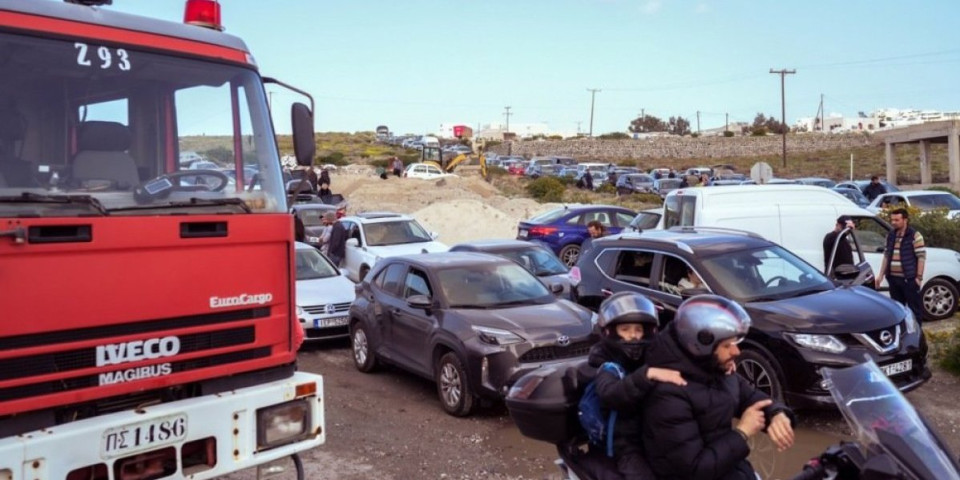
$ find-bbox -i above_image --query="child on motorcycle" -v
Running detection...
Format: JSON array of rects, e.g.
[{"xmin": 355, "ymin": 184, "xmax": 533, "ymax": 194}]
[{"xmin": 589, "ymin": 292, "xmax": 686, "ymax": 480}]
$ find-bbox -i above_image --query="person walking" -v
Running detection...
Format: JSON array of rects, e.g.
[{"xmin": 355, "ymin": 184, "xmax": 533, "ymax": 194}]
[
  {"xmin": 822, "ymin": 216, "xmax": 855, "ymax": 273},
  {"xmin": 584, "ymin": 169, "xmax": 595, "ymax": 190},
  {"xmin": 324, "ymin": 211, "xmax": 348, "ymax": 267},
  {"xmin": 391, "ymin": 156, "xmax": 404, "ymax": 177},
  {"xmin": 641, "ymin": 295, "xmax": 795, "ymax": 480},
  {"xmin": 875, "ymin": 208, "xmax": 925, "ymax": 321},
  {"xmin": 864, "ymin": 176, "xmax": 887, "ymax": 202},
  {"xmin": 319, "ymin": 167, "xmax": 331, "ymax": 189},
  {"xmin": 588, "ymin": 292, "xmax": 686, "ymax": 480}
]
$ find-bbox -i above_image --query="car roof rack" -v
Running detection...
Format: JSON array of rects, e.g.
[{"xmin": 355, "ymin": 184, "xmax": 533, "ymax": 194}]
[{"xmin": 666, "ymin": 226, "xmax": 766, "ymax": 240}]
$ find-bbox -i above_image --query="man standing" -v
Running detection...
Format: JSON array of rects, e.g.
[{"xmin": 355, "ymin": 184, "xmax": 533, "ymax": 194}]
[
  {"xmin": 584, "ymin": 169, "xmax": 595, "ymax": 190},
  {"xmin": 822, "ymin": 216, "xmax": 855, "ymax": 273},
  {"xmin": 391, "ymin": 156, "xmax": 404, "ymax": 177},
  {"xmin": 324, "ymin": 211, "xmax": 348, "ymax": 267},
  {"xmin": 864, "ymin": 175, "xmax": 887, "ymax": 202},
  {"xmin": 875, "ymin": 208, "xmax": 925, "ymax": 321},
  {"xmin": 641, "ymin": 295, "xmax": 795, "ymax": 480}
]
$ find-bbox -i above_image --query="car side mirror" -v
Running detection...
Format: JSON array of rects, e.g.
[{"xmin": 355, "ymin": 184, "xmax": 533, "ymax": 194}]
[
  {"xmin": 407, "ymin": 295, "xmax": 433, "ymax": 310},
  {"xmin": 346, "ymin": 238, "xmax": 359, "ymax": 247},
  {"xmin": 550, "ymin": 283, "xmax": 564, "ymax": 295}
]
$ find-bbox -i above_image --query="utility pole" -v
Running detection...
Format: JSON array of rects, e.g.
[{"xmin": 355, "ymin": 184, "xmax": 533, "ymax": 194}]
[
  {"xmin": 587, "ymin": 88, "xmax": 601, "ymax": 137},
  {"xmin": 696, "ymin": 111, "xmax": 701, "ymax": 134},
  {"xmin": 641, "ymin": 108, "xmax": 645, "ymax": 131},
  {"xmin": 576, "ymin": 120, "xmax": 582, "ymax": 135},
  {"xmin": 725, "ymin": 113, "xmax": 729, "ymax": 133},
  {"xmin": 819, "ymin": 94, "xmax": 824, "ymax": 132},
  {"xmin": 770, "ymin": 68, "xmax": 796, "ymax": 168},
  {"xmin": 503, "ymin": 106, "xmax": 512, "ymax": 133}
]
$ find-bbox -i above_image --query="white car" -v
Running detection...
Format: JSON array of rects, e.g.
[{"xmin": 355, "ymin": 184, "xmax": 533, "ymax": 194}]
[
  {"xmin": 403, "ymin": 162, "xmax": 455, "ymax": 180},
  {"xmin": 339, "ymin": 212, "xmax": 449, "ymax": 282},
  {"xmin": 294, "ymin": 243, "xmax": 356, "ymax": 342},
  {"xmin": 867, "ymin": 190, "xmax": 960, "ymax": 218}
]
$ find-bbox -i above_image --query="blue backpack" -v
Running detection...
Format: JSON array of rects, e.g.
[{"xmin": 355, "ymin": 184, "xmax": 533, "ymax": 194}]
[{"xmin": 578, "ymin": 362, "xmax": 626, "ymax": 457}]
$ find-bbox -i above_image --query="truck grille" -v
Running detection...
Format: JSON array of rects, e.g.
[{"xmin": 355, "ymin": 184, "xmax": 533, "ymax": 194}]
[
  {"xmin": 303, "ymin": 302, "xmax": 352, "ymax": 315},
  {"xmin": 519, "ymin": 340, "xmax": 593, "ymax": 363}
]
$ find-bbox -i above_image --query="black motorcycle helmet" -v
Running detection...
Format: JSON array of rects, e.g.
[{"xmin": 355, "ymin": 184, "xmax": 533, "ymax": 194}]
[{"xmin": 597, "ymin": 292, "xmax": 659, "ymax": 361}]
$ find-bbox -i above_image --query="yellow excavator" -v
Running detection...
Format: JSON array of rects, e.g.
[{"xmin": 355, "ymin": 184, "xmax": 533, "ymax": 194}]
[{"xmin": 421, "ymin": 145, "xmax": 488, "ymax": 180}]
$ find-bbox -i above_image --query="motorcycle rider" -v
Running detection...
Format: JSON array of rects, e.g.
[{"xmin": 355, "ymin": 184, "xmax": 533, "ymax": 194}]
[
  {"xmin": 589, "ymin": 292, "xmax": 686, "ymax": 480},
  {"xmin": 641, "ymin": 295, "xmax": 795, "ymax": 480}
]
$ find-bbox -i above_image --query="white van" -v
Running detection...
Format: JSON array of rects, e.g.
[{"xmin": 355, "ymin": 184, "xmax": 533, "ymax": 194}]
[{"xmin": 661, "ymin": 185, "xmax": 960, "ymax": 321}]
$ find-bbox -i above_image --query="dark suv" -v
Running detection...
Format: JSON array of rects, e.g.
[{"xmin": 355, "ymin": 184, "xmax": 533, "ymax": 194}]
[{"xmin": 570, "ymin": 227, "xmax": 930, "ymax": 408}]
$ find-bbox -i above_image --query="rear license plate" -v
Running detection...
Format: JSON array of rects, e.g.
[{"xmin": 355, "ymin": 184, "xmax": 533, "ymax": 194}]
[
  {"xmin": 316, "ymin": 316, "xmax": 349, "ymax": 328},
  {"xmin": 518, "ymin": 229, "xmax": 528, "ymax": 238},
  {"xmin": 881, "ymin": 359, "xmax": 912, "ymax": 376},
  {"xmin": 101, "ymin": 413, "xmax": 187, "ymax": 458}
]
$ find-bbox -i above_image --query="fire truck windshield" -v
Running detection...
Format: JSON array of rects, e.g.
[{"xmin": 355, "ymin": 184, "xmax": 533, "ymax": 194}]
[{"xmin": 0, "ymin": 31, "xmax": 288, "ymax": 216}]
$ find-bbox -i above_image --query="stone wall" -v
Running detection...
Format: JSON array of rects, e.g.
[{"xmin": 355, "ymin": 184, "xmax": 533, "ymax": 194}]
[{"xmin": 491, "ymin": 133, "xmax": 880, "ymax": 160}]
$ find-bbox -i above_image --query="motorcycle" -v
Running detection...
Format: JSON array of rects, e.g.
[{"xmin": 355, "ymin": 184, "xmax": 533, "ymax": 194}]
[{"xmin": 505, "ymin": 359, "xmax": 960, "ymax": 480}]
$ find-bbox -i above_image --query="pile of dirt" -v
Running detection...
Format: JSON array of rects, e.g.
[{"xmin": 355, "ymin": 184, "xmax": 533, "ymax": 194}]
[{"xmin": 329, "ymin": 171, "xmax": 557, "ymax": 244}]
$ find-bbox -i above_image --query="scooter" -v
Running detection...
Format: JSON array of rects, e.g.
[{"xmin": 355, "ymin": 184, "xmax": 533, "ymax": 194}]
[{"xmin": 507, "ymin": 359, "xmax": 960, "ymax": 480}]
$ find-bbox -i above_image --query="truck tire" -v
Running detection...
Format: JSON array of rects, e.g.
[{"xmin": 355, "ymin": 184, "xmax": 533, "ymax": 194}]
[{"xmin": 921, "ymin": 278, "xmax": 958, "ymax": 322}]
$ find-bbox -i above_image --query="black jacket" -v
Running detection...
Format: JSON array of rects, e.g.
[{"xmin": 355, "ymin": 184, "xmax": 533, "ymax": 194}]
[
  {"xmin": 641, "ymin": 323, "xmax": 794, "ymax": 480},
  {"xmin": 863, "ymin": 182, "xmax": 886, "ymax": 201},
  {"xmin": 327, "ymin": 221, "xmax": 348, "ymax": 264},
  {"xmin": 822, "ymin": 230, "xmax": 853, "ymax": 272},
  {"xmin": 587, "ymin": 339, "xmax": 654, "ymax": 456}
]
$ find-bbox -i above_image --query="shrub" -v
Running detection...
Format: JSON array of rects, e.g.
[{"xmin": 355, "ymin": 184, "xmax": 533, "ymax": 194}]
[
  {"xmin": 599, "ymin": 132, "xmax": 631, "ymax": 140},
  {"xmin": 750, "ymin": 127, "xmax": 768, "ymax": 137},
  {"xmin": 723, "ymin": 130, "xmax": 735, "ymax": 137},
  {"xmin": 930, "ymin": 328, "xmax": 960, "ymax": 376},
  {"xmin": 368, "ymin": 158, "xmax": 389, "ymax": 170},
  {"xmin": 928, "ymin": 186, "xmax": 960, "ymax": 197},
  {"xmin": 318, "ymin": 151, "xmax": 347, "ymax": 166},
  {"xmin": 596, "ymin": 183, "xmax": 617, "ymax": 195},
  {"xmin": 486, "ymin": 166, "xmax": 508, "ymax": 177},
  {"xmin": 565, "ymin": 191, "xmax": 594, "ymax": 204},
  {"xmin": 691, "ymin": 132, "xmax": 700, "ymax": 138},
  {"xmin": 879, "ymin": 205, "xmax": 960, "ymax": 252},
  {"xmin": 632, "ymin": 193, "xmax": 664, "ymax": 205},
  {"xmin": 526, "ymin": 176, "xmax": 566, "ymax": 203}
]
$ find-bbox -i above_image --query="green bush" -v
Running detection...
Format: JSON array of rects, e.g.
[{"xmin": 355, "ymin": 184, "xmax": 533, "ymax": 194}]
[
  {"xmin": 723, "ymin": 130, "xmax": 735, "ymax": 137},
  {"xmin": 596, "ymin": 183, "xmax": 617, "ymax": 195},
  {"xmin": 930, "ymin": 328, "xmax": 960, "ymax": 376},
  {"xmin": 526, "ymin": 176, "xmax": 566, "ymax": 203},
  {"xmin": 368, "ymin": 159, "xmax": 389, "ymax": 170},
  {"xmin": 691, "ymin": 132, "xmax": 700, "ymax": 138},
  {"xmin": 599, "ymin": 132, "xmax": 631, "ymax": 140},
  {"xmin": 880, "ymin": 205, "xmax": 960, "ymax": 252},
  {"xmin": 565, "ymin": 191, "xmax": 594, "ymax": 204},
  {"xmin": 632, "ymin": 193, "xmax": 664, "ymax": 205},
  {"xmin": 486, "ymin": 166, "xmax": 508, "ymax": 177},
  {"xmin": 318, "ymin": 151, "xmax": 347, "ymax": 166},
  {"xmin": 750, "ymin": 127, "xmax": 768, "ymax": 137}
]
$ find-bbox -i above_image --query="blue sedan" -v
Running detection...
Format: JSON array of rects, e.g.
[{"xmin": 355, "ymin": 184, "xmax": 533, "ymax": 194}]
[{"xmin": 516, "ymin": 205, "xmax": 637, "ymax": 267}]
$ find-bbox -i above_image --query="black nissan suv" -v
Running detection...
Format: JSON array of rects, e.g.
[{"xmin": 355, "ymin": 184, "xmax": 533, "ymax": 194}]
[{"xmin": 570, "ymin": 227, "xmax": 930, "ymax": 408}]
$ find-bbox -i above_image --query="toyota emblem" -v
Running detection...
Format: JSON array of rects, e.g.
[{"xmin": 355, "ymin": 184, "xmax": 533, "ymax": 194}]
[
  {"xmin": 879, "ymin": 330, "xmax": 893, "ymax": 346},
  {"xmin": 324, "ymin": 304, "xmax": 336, "ymax": 315},
  {"xmin": 557, "ymin": 335, "xmax": 571, "ymax": 346}
]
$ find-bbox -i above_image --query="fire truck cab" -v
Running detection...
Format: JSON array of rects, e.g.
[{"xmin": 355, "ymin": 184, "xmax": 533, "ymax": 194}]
[{"xmin": 0, "ymin": 1, "xmax": 324, "ymax": 479}]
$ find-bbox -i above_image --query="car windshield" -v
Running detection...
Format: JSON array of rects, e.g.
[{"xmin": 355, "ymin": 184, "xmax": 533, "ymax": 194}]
[
  {"xmin": 498, "ymin": 247, "xmax": 568, "ymax": 276},
  {"xmin": 295, "ymin": 208, "xmax": 330, "ymax": 227},
  {"xmin": 363, "ymin": 219, "xmax": 432, "ymax": 246},
  {"xmin": 630, "ymin": 212, "xmax": 661, "ymax": 230},
  {"xmin": 909, "ymin": 194, "xmax": 960, "ymax": 210},
  {"xmin": 439, "ymin": 262, "xmax": 552, "ymax": 308},
  {"xmin": 0, "ymin": 31, "xmax": 286, "ymax": 216},
  {"xmin": 295, "ymin": 248, "xmax": 338, "ymax": 280},
  {"xmin": 699, "ymin": 246, "xmax": 833, "ymax": 302}
]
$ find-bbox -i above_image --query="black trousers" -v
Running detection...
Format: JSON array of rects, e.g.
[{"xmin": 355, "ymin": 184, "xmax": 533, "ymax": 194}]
[{"xmin": 888, "ymin": 275, "xmax": 923, "ymax": 322}]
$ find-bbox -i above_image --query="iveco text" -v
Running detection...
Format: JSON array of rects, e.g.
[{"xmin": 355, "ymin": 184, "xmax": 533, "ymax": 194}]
[{"xmin": 96, "ymin": 336, "xmax": 181, "ymax": 367}]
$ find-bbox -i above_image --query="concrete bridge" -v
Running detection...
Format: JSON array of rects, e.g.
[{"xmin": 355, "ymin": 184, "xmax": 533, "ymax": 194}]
[{"xmin": 875, "ymin": 120, "xmax": 960, "ymax": 189}]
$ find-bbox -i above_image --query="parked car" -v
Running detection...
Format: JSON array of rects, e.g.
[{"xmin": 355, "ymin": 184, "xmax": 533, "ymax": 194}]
[
  {"xmin": 627, "ymin": 208, "xmax": 663, "ymax": 231},
  {"xmin": 836, "ymin": 179, "xmax": 901, "ymax": 195},
  {"xmin": 797, "ymin": 177, "xmax": 837, "ymax": 188},
  {"xmin": 832, "ymin": 186, "xmax": 871, "ymax": 207},
  {"xmin": 294, "ymin": 242, "xmax": 355, "ymax": 342},
  {"xmin": 506, "ymin": 161, "xmax": 526, "ymax": 176},
  {"xmin": 570, "ymin": 228, "xmax": 930, "ymax": 408},
  {"xmin": 449, "ymin": 239, "xmax": 573, "ymax": 299},
  {"xmin": 516, "ymin": 204, "xmax": 637, "ymax": 267},
  {"xmin": 652, "ymin": 178, "xmax": 682, "ymax": 198},
  {"xmin": 291, "ymin": 203, "xmax": 347, "ymax": 247},
  {"xmin": 615, "ymin": 174, "xmax": 656, "ymax": 195},
  {"xmin": 404, "ymin": 162, "xmax": 455, "ymax": 180},
  {"xmin": 867, "ymin": 190, "xmax": 960, "ymax": 218},
  {"xmin": 339, "ymin": 212, "xmax": 449, "ymax": 282},
  {"xmin": 349, "ymin": 252, "xmax": 596, "ymax": 416}
]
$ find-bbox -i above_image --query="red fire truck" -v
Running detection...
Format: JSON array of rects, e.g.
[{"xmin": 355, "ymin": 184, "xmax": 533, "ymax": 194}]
[{"xmin": 0, "ymin": 1, "xmax": 324, "ymax": 478}]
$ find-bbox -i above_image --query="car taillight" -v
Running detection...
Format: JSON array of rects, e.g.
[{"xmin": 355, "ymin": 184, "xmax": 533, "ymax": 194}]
[
  {"xmin": 184, "ymin": 0, "xmax": 223, "ymax": 30},
  {"xmin": 529, "ymin": 226, "xmax": 557, "ymax": 236},
  {"xmin": 569, "ymin": 266, "xmax": 581, "ymax": 286}
]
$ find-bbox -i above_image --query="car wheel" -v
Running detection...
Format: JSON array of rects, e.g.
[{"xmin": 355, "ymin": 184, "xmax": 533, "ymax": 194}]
[
  {"xmin": 559, "ymin": 244, "xmax": 581, "ymax": 267},
  {"xmin": 359, "ymin": 265, "xmax": 370, "ymax": 282},
  {"xmin": 921, "ymin": 278, "xmax": 958, "ymax": 322},
  {"xmin": 736, "ymin": 349, "xmax": 783, "ymax": 404},
  {"xmin": 351, "ymin": 321, "xmax": 377, "ymax": 373},
  {"xmin": 436, "ymin": 352, "xmax": 475, "ymax": 417}
]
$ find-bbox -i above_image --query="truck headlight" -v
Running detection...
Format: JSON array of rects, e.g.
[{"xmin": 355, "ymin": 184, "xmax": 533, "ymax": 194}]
[
  {"xmin": 784, "ymin": 333, "xmax": 847, "ymax": 354},
  {"xmin": 257, "ymin": 399, "xmax": 311, "ymax": 450},
  {"xmin": 473, "ymin": 325, "xmax": 524, "ymax": 346}
]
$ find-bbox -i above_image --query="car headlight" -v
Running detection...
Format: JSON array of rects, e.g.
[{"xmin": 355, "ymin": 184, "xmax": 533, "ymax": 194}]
[
  {"xmin": 903, "ymin": 305, "xmax": 918, "ymax": 335},
  {"xmin": 473, "ymin": 325, "xmax": 524, "ymax": 346},
  {"xmin": 306, "ymin": 236, "xmax": 320, "ymax": 244},
  {"xmin": 256, "ymin": 399, "xmax": 311, "ymax": 450},
  {"xmin": 784, "ymin": 333, "xmax": 847, "ymax": 354}
]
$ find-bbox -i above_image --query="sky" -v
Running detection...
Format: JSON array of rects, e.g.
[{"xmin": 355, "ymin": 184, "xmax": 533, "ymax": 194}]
[{"xmin": 109, "ymin": 1, "xmax": 960, "ymax": 136}]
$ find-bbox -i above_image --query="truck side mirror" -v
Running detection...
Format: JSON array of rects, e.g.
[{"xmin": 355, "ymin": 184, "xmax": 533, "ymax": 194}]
[{"xmin": 291, "ymin": 102, "xmax": 315, "ymax": 167}]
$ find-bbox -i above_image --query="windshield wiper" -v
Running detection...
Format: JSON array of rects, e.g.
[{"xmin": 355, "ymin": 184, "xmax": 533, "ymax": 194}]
[
  {"xmin": 748, "ymin": 295, "xmax": 782, "ymax": 303},
  {"xmin": 448, "ymin": 304, "xmax": 492, "ymax": 309},
  {"xmin": 494, "ymin": 299, "xmax": 539, "ymax": 307},
  {"xmin": 108, "ymin": 197, "xmax": 251, "ymax": 214},
  {"xmin": 0, "ymin": 192, "xmax": 108, "ymax": 216}
]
